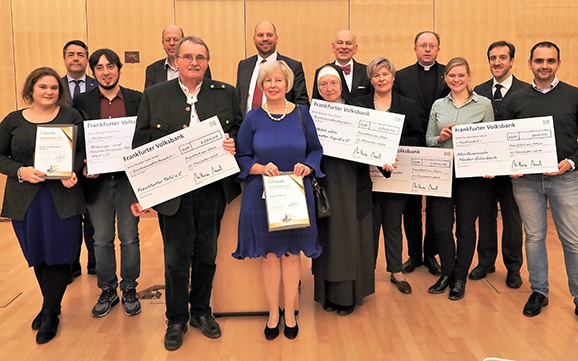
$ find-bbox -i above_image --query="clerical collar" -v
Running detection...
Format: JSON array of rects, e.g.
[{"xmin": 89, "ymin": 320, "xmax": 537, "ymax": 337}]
[{"xmin": 418, "ymin": 62, "xmax": 437, "ymax": 71}]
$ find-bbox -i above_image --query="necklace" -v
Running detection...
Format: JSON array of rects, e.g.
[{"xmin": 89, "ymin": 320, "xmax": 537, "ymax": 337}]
[
  {"xmin": 30, "ymin": 105, "xmax": 58, "ymax": 123},
  {"xmin": 264, "ymin": 99, "xmax": 288, "ymax": 121},
  {"xmin": 374, "ymin": 96, "xmax": 391, "ymax": 112}
]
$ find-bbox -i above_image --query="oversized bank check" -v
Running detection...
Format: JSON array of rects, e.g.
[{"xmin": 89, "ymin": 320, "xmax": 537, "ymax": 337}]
[
  {"xmin": 452, "ymin": 116, "xmax": 558, "ymax": 178},
  {"xmin": 310, "ymin": 99, "xmax": 404, "ymax": 166},
  {"xmin": 370, "ymin": 146, "xmax": 454, "ymax": 198},
  {"xmin": 121, "ymin": 116, "xmax": 240, "ymax": 209},
  {"xmin": 84, "ymin": 116, "xmax": 137, "ymax": 175}
]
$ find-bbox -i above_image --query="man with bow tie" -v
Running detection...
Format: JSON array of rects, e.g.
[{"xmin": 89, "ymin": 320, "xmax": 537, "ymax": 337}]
[{"xmin": 311, "ymin": 30, "xmax": 372, "ymax": 100}]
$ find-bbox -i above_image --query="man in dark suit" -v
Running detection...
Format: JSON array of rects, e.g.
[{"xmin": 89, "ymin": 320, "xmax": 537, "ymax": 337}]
[
  {"xmin": 236, "ymin": 21, "xmax": 309, "ymax": 115},
  {"xmin": 312, "ymin": 30, "xmax": 372, "ymax": 99},
  {"xmin": 393, "ymin": 31, "xmax": 450, "ymax": 275},
  {"xmin": 131, "ymin": 36, "xmax": 242, "ymax": 351},
  {"xmin": 73, "ymin": 48, "xmax": 143, "ymax": 318},
  {"xmin": 144, "ymin": 25, "xmax": 211, "ymax": 89},
  {"xmin": 470, "ymin": 41, "xmax": 529, "ymax": 288},
  {"xmin": 62, "ymin": 40, "xmax": 97, "ymax": 104},
  {"xmin": 62, "ymin": 39, "xmax": 97, "ymax": 280}
]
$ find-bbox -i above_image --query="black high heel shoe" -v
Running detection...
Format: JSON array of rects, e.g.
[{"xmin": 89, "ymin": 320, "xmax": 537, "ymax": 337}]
[
  {"xmin": 264, "ymin": 308, "xmax": 282, "ymax": 340},
  {"xmin": 283, "ymin": 316, "xmax": 299, "ymax": 340}
]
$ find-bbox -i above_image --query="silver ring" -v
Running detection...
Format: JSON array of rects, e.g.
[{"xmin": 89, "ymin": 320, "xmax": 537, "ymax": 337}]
[
  {"xmin": 302, "ymin": 165, "xmax": 306, "ymax": 169},
  {"xmin": 268, "ymin": 168, "xmax": 272, "ymax": 172}
]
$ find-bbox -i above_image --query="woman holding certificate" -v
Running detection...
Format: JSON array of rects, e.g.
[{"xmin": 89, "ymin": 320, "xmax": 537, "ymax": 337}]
[
  {"xmin": 357, "ymin": 57, "xmax": 424, "ymax": 295},
  {"xmin": 233, "ymin": 60, "xmax": 323, "ymax": 340},
  {"xmin": 311, "ymin": 64, "xmax": 375, "ymax": 316},
  {"xmin": 0, "ymin": 67, "xmax": 85, "ymax": 343},
  {"xmin": 425, "ymin": 57, "xmax": 494, "ymax": 300}
]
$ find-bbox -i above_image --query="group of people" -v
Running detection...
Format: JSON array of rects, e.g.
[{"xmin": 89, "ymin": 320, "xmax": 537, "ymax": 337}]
[{"xmin": 1, "ymin": 20, "xmax": 577, "ymax": 351}]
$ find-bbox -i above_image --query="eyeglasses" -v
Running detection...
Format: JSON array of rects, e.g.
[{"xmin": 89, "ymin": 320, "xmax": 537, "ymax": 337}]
[
  {"xmin": 417, "ymin": 43, "xmax": 438, "ymax": 50},
  {"xmin": 177, "ymin": 54, "xmax": 207, "ymax": 63},
  {"xmin": 319, "ymin": 80, "xmax": 340, "ymax": 89}
]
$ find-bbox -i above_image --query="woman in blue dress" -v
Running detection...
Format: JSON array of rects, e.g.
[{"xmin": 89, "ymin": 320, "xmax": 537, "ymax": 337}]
[
  {"xmin": 0, "ymin": 67, "xmax": 85, "ymax": 344},
  {"xmin": 233, "ymin": 60, "xmax": 323, "ymax": 340}
]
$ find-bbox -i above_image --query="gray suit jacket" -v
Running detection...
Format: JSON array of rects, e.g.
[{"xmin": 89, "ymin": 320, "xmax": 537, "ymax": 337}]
[
  {"xmin": 144, "ymin": 58, "xmax": 212, "ymax": 89},
  {"xmin": 132, "ymin": 78, "xmax": 242, "ymax": 215},
  {"xmin": 311, "ymin": 59, "xmax": 372, "ymax": 100},
  {"xmin": 235, "ymin": 53, "xmax": 309, "ymax": 115},
  {"xmin": 474, "ymin": 75, "xmax": 529, "ymax": 120}
]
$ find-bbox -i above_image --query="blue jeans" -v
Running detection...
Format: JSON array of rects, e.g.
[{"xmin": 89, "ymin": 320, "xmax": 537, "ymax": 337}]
[
  {"xmin": 512, "ymin": 171, "xmax": 578, "ymax": 306},
  {"xmin": 87, "ymin": 175, "xmax": 140, "ymax": 291}
]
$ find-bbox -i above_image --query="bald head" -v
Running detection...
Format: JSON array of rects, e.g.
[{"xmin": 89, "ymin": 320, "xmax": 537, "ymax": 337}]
[
  {"xmin": 332, "ymin": 30, "xmax": 358, "ymax": 66},
  {"xmin": 162, "ymin": 25, "xmax": 184, "ymax": 62},
  {"xmin": 253, "ymin": 21, "xmax": 278, "ymax": 58}
]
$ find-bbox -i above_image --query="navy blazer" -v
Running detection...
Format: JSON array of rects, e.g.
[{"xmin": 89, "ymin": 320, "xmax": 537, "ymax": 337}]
[
  {"xmin": 235, "ymin": 53, "xmax": 309, "ymax": 115},
  {"xmin": 133, "ymin": 78, "xmax": 243, "ymax": 215},
  {"xmin": 73, "ymin": 86, "xmax": 142, "ymax": 204},
  {"xmin": 393, "ymin": 62, "xmax": 450, "ymax": 139},
  {"xmin": 474, "ymin": 75, "xmax": 529, "ymax": 120},
  {"xmin": 144, "ymin": 58, "xmax": 212, "ymax": 89},
  {"xmin": 311, "ymin": 59, "xmax": 372, "ymax": 100},
  {"xmin": 62, "ymin": 74, "xmax": 97, "ymax": 105}
]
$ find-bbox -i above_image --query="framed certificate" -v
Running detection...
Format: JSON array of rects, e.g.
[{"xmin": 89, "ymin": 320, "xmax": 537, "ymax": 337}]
[
  {"xmin": 263, "ymin": 172, "xmax": 310, "ymax": 232},
  {"xmin": 34, "ymin": 124, "xmax": 77, "ymax": 179}
]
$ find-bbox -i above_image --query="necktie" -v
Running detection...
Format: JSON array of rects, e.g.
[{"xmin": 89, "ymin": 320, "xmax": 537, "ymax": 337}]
[
  {"xmin": 340, "ymin": 64, "xmax": 351, "ymax": 75},
  {"xmin": 251, "ymin": 59, "xmax": 266, "ymax": 110},
  {"xmin": 73, "ymin": 80, "xmax": 82, "ymax": 99},
  {"xmin": 493, "ymin": 84, "xmax": 503, "ymax": 101}
]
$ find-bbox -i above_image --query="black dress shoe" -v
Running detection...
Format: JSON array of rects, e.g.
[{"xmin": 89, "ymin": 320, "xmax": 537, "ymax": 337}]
[
  {"xmin": 448, "ymin": 279, "xmax": 466, "ymax": 301},
  {"xmin": 428, "ymin": 275, "xmax": 452, "ymax": 294},
  {"xmin": 390, "ymin": 275, "xmax": 412, "ymax": 294},
  {"xmin": 190, "ymin": 315, "xmax": 221, "ymax": 339},
  {"xmin": 402, "ymin": 258, "xmax": 423, "ymax": 274},
  {"xmin": 322, "ymin": 301, "xmax": 337, "ymax": 312},
  {"xmin": 36, "ymin": 309, "xmax": 59, "ymax": 344},
  {"xmin": 31, "ymin": 309, "xmax": 44, "ymax": 330},
  {"xmin": 523, "ymin": 292, "xmax": 548, "ymax": 317},
  {"xmin": 336, "ymin": 305, "xmax": 355, "ymax": 316},
  {"xmin": 424, "ymin": 256, "xmax": 442, "ymax": 276},
  {"xmin": 283, "ymin": 319, "xmax": 299, "ymax": 339},
  {"xmin": 264, "ymin": 315, "xmax": 280, "ymax": 341},
  {"xmin": 164, "ymin": 323, "xmax": 187, "ymax": 351},
  {"xmin": 506, "ymin": 270, "xmax": 523, "ymax": 288},
  {"xmin": 468, "ymin": 265, "xmax": 496, "ymax": 280}
]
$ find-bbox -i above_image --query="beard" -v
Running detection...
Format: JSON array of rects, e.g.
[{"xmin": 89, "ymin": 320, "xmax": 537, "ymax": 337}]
[{"xmin": 98, "ymin": 78, "xmax": 119, "ymax": 90}]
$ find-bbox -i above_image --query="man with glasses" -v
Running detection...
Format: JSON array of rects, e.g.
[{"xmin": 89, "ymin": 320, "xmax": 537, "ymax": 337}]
[
  {"xmin": 144, "ymin": 25, "xmax": 211, "ymax": 89},
  {"xmin": 393, "ymin": 31, "xmax": 449, "ymax": 276},
  {"xmin": 236, "ymin": 21, "xmax": 309, "ymax": 115},
  {"xmin": 311, "ymin": 30, "xmax": 372, "ymax": 100},
  {"xmin": 131, "ymin": 36, "xmax": 242, "ymax": 351}
]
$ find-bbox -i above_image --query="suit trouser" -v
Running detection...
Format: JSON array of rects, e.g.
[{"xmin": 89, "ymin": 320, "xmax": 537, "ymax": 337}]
[
  {"xmin": 404, "ymin": 195, "xmax": 437, "ymax": 261},
  {"xmin": 429, "ymin": 177, "xmax": 490, "ymax": 280},
  {"xmin": 372, "ymin": 192, "xmax": 406, "ymax": 273},
  {"xmin": 158, "ymin": 182, "xmax": 226, "ymax": 325},
  {"xmin": 476, "ymin": 176, "xmax": 523, "ymax": 271}
]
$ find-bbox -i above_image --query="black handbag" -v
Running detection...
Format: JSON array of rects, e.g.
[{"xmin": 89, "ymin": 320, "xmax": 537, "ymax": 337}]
[{"xmin": 296, "ymin": 106, "xmax": 331, "ymax": 219}]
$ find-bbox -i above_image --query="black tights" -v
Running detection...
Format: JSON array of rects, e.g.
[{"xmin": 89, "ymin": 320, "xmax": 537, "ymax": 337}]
[{"xmin": 33, "ymin": 263, "xmax": 72, "ymax": 311}]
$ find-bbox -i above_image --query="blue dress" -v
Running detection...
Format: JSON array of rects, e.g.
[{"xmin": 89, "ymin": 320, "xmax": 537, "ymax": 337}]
[{"xmin": 232, "ymin": 105, "xmax": 324, "ymax": 259}]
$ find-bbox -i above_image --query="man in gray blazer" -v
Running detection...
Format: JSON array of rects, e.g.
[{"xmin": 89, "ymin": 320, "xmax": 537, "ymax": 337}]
[
  {"xmin": 235, "ymin": 21, "xmax": 309, "ymax": 115},
  {"xmin": 62, "ymin": 39, "xmax": 97, "ymax": 280},
  {"xmin": 311, "ymin": 30, "xmax": 372, "ymax": 99},
  {"xmin": 131, "ymin": 36, "xmax": 242, "ymax": 351},
  {"xmin": 145, "ymin": 25, "xmax": 211, "ymax": 89},
  {"xmin": 471, "ymin": 41, "xmax": 529, "ymax": 288}
]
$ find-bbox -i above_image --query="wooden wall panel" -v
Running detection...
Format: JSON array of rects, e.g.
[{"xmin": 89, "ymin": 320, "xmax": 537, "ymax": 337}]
[
  {"xmin": 516, "ymin": 0, "xmax": 578, "ymax": 86},
  {"xmin": 175, "ymin": 0, "xmax": 245, "ymax": 86},
  {"xmin": 86, "ymin": 0, "xmax": 175, "ymax": 92},
  {"xmin": 245, "ymin": 0, "xmax": 349, "ymax": 97},
  {"xmin": 351, "ymin": 0, "xmax": 434, "ymax": 72},
  {"xmin": 12, "ymin": 0, "xmax": 87, "ymax": 109},
  {"xmin": 435, "ymin": 0, "xmax": 520, "ymax": 87},
  {"xmin": 0, "ymin": 0, "xmax": 16, "ymax": 119}
]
